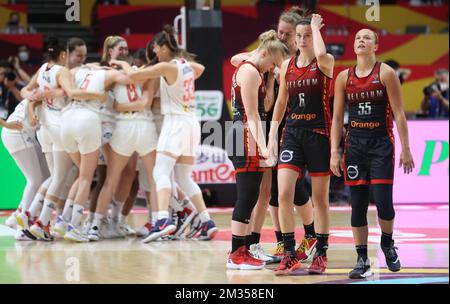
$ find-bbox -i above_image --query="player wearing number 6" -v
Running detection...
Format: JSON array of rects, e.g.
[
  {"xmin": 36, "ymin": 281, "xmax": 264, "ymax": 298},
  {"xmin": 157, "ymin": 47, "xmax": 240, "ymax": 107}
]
[
  {"xmin": 268, "ymin": 13, "xmax": 334, "ymax": 275},
  {"xmin": 121, "ymin": 26, "xmax": 218, "ymax": 242},
  {"xmin": 330, "ymin": 29, "xmax": 415, "ymax": 279}
]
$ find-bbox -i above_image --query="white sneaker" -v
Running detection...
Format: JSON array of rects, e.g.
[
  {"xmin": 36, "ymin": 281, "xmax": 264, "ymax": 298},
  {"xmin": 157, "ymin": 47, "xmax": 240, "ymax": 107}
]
[
  {"xmin": 109, "ymin": 219, "xmax": 126, "ymax": 238},
  {"xmin": 52, "ymin": 216, "xmax": 68, "ymax": 238},
  {"xmin": 6, "ymin": 211, "xmax": 18, "ymax": 229},
  {"xmin": 249, "ymin": 243, "xmax": 277, "ymax": 264},
  {"xmin": 15, "ymin": 212, "xmax": 30, "ymax": 230},
  {"xmin": 186, "ymin": 215, "xmax": 201, "ymax": 239},
  {"xmin": 119, "ymin": 220, "xmax": 136, "ymax": 236},
  {"xmin": 14, "ymin": 229, "xmax": 34, "ymax": 241},
  {"xmin": 88, "ymin": 218, "xmax": 112, "ymax": 241},
  {"xmin": 136, "ymin": 222, "xmax": 153, "ymax": 238},
  {"xmin": 64, "ymin": 224, "xmax": 89, "ymax": 243},
  {"xmin": 81, "ymin": 219, "xmax": 93, "ymax": 235}
]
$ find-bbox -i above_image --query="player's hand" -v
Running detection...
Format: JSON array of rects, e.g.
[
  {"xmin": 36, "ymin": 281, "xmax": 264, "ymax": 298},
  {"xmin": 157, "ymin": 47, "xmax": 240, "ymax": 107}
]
[
  {"xmin": 400, "ymin": 148, "xmax": 415, "ymax": 174},
  {"xmin": 311, "ymin": 14, "xmax": 325, "ymax": 31},
  {"xmin": 330, "ymin": 151, "xmax": 343, "ymax": 177},
  {"xmin": 4, "ymin": 121, "xmax": 23, "ymax": 131}
]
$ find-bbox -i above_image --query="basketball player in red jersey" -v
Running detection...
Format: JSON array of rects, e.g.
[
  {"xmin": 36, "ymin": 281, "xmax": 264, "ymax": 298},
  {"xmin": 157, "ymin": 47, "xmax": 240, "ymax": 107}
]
[
  {"xmin": 268, "ymin": 14, "xmax": 334, "ymax": 275},
  {"xmin": 330, "ymin": 29, "xmax": 414, "ymax": 279},
  {"xmin": 226, "ymin": 30, "xmax": 289, "ymax": 270}
]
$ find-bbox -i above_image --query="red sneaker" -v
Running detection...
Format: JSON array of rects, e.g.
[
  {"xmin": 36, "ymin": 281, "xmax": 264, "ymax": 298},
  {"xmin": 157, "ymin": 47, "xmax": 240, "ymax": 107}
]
[
  {"xmin": 274, "ymin": 254, "xmax": 302, "ymax": 276},
  {"xmin": 296, "ymin": 237, "xmax": 317, "ymax": 262},
  {"xmin": 308, "ymin": 255, "xmax": 328, "ymax": 274},
  {"xmin": 227, "ymin": 246, "xmax": 265, "ymax": 270}
]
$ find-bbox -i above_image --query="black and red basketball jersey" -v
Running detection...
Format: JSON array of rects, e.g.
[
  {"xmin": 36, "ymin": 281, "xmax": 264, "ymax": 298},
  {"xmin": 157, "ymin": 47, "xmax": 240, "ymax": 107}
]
[
  {"xmin": 345, "ymin": 62, "xmax": 393, "ymax": 138},
  {"xmin": 231, "ymin": 61, "xmax": 266, "ymax": 122},
  {"xmin": 285, "ymin": 56, "xmax": 332, "ymax": 136}
]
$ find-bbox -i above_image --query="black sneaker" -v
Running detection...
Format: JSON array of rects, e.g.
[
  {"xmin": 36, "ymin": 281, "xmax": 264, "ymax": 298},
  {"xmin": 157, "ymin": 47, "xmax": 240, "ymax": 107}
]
[
  {"xmin": 381, "ymin": 241, "xmax": 401, "ymax": 272},
  {"xmin": 349, "ymin": 257, "xmax": 372, "ymax": 279}
]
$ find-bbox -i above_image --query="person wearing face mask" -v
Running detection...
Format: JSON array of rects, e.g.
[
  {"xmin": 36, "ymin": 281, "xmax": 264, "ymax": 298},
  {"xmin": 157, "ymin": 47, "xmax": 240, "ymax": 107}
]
[
  {"xmin": 421, "ymin": 68, "xmax": 449, "ymax": 118},
  {"xmin": 2, "ymin": 12, "xmax": 26, "ymax": 34}
]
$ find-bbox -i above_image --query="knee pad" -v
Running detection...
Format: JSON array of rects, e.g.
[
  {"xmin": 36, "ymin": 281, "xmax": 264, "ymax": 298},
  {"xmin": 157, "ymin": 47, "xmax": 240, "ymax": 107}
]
[
  {"xmin": 350, "ymin": 186, "xmax": 370, "ymax": 227},
  {"xmin": 372, "ymin": 185, "xmax": 395, "ymax": 221},
  {"xmin": 232, "ymin": 172, "xmax": 263, "ymax": 224},
  {"xmin": 174, "ymin": 164, "xmax": 202, "ymax": 198},
  {"xmin": 153, "ymin": 154, "xmax": 176, "ymax": 192},
  {"xmin": 293, "ymin": 180, "xmax": 310, "ymax": 207}
]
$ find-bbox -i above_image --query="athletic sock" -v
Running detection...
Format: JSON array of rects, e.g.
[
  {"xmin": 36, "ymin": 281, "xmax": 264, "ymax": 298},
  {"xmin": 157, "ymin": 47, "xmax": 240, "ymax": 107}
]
[
  {"xmin": 275, "ymin": 230, "xmax": 283, "ymax": 243},
  {"xmin": 381, "ymin": 231, "xmax": 393, "ymax": 247},
  {"xmin": 29, "ymin": 193, "xmax": 45, "ymax": 218},
  {"xmin": 198, "ymin": 210, "xmax": 211, "ymax": 223},
  {"xmin": 232, "ymin": 234, "xmax": 246, "ymax": 253},
  {"xmin": 39, "ymin": 198, "xmax": 57, "ymax": 226},
  {"xmin": 316, "ymin": 233, "xmax": 329, "ymax": 257},
  {"xmin": 70, "ymin": 203, "xmax": 85, "ymax": 228},
  {"xmin": 356, "ymin": 245, "xmax": 368, "ymax": 261},
  {"xmin": 303, "ymin": 222, "xmax": 316, "ymax": 239},
  {"xmin": 157, "ymin": 210, "xmax": 169, "ymax": 220},
  {"xmin": 111, "ymin": 199, "xmax": 124, "ymax": 221},
  {"xmin": 282, "ymin": 232, "xmax": 296, "ymax": 256}
]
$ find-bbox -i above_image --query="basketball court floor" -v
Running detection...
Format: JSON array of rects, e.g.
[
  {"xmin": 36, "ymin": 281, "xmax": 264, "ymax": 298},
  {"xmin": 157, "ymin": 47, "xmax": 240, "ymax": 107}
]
[{"xmin": 0, "ymin": 204, "xmax": 448, "ymax": 284}]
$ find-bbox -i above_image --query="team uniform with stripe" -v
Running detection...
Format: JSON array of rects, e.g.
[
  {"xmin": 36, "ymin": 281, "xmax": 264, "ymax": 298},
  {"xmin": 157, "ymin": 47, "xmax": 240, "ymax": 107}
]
[
  {"xmin": 228, "ymin": 61, "xmax": 267, "ymax": 173},
  {"xmin": 343, "ymin": 62, "xmax": 395, "ymax": 186},
  {"xmin": 60, "ymin": 66, "xmax": 104, "ymax": 154},
  {"xmin": 110, "ymin": 79, "xmax": 158, "ymax": 157},
  {"xmin": 278, "ymin": 56, "xmax": 332, "ymax": 176},
  {"xmin": 157, "ymin": 59, "xmax": 201, "ymax": 157}
]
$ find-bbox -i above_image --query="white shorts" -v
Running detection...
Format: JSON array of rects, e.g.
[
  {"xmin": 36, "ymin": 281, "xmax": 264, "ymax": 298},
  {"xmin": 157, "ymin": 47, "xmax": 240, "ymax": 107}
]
[
  {"xmin": 36, "ymin": 127, "xmax": 52, "ymax": 153},
  {"xmin": 101, "ymin": 120, "xmax": 115, "ymax": 145},
  {"xmin": 110, "ymin": 120, "xmax": 158, "ymax": 157},
  {"xmin": 43, "ymin": 124, "xmax": 65, "ymax": 152},
  {"xmin": 1, "ymin": 129, "xmax": 37, "ymax": 154},
  {"xmin": 157, "ymin": 115, "xmax": 200, "ymax": 157},
  {"xmin": 61, "ymin": 108, "xmax": 102, "ymax": 154}
]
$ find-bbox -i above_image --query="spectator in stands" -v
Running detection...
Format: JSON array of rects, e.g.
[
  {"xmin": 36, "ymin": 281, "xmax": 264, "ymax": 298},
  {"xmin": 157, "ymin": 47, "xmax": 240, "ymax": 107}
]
[
  {"xmin": 385, "ymin": 59, "xmax": 412, "ymax": 84},
  {"xmin": 7, "ymin": 55, "xmax": 31, "ymax": 85},
  {"xmin": 2, "ymin": 12, "xmax": 26, "ymax": 34},
  {"xmin": 421, "ymin": 68, "xmax": 449, "ymax": 118},
  {"xmin": 14, "ymin": 45, "xmax": 39, "ymax": 76},
  {"xmin": 0, "ymin": 60, "xmax": 23, "ymax": 118},
  {"xmin": 133, "ymin": 48, "xmax": 147, "ymax": 67}
]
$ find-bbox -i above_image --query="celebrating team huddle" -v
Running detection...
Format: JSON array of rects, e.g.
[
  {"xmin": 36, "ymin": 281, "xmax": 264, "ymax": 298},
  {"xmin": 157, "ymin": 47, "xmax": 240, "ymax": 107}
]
[{"xmin": 1, "ymin": 7, "xmax": 415, "ymax": 280}]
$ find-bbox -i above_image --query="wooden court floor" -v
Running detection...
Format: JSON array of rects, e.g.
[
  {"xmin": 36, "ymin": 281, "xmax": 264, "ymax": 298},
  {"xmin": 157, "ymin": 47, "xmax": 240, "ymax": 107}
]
[{"xmin": 0, "ymin": 205, "xmax": 448, "ymax": 284}]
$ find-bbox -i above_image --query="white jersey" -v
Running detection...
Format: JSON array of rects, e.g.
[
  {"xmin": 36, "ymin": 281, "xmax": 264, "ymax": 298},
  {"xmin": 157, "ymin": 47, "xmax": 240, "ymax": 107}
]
[
  {"xmin": 69, "ymin": 66, "xmax": 106, "ymax": 113},
  {"xmin": 113, "ymin": 82, "xmax": 153, "ymax": 121},
  {"xmin": 160, "ymin": 59, "xmax": 196, "ymax": 117},
  {"xmin": 5, "ymin": 99, "xmax": 35, "ymax": 135},
  {"xmin": 99, "ymin": 90, "xmax": 117, "ymax": 123},
  {"xmin": 36, "ymin": 63, "xmax": 66, "ymax": 125}
]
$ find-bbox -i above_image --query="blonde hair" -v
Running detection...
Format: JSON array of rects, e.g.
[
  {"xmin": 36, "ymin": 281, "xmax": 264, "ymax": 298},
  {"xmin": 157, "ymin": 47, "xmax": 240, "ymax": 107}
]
[
  {"xmin": 257, "ymin": 29, "xmax": 289, "ymax": 58},
  {"xmin": 279, "ymin": 6, "xmax": 309, "ymax": 26},
  {"xmin": 102, "ymin": 36, "xmax": 126, "ymax": 63}
]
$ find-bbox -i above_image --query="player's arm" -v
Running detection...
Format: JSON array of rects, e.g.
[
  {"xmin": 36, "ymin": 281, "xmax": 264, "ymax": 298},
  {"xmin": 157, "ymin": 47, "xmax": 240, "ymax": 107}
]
[
  {"xmin": 0, "ymin": 118, "xmax": 22, "ymax": 131},
  {"xmin": 27, "ymin": 99, "xmax": 41, "ymax": 127},
  {"xmin": 230, "ymin": 51, "xmax": 253, "ymax": 67},
  {"xmin": 240, "ymin": 65, "xmax": 268, "ymax": 157},
  {"xmin": 381, "ymin": 63, "xmax": 414, "ymax": 174},
  {"xmin": 268, "ymin": 59, "xmax": 289, "ymax": 142},
  {"xmin": 311, "ymin": 14, "xmax": 334, "ymax": 77},
  {"xmin": 264, "ymin": 72, "xmax": 275, "ymax": 112},
  {"xmin": 330, "ymin": 70, "xmax": 347, "ymax": 177},
  {"xmin": 57, "ymin": 67, "xmax": 107, "ymax": 101},
  {"xmin": 126, "ymin": 62, "xmax": 177, "ymax": 83},
  {"xmin": 20, "ymin": 71, "xmax": 39, "ymax": 101},
  {"xmin": 188, "ymin": 61, "xmax": 205, "ymax": 80}
]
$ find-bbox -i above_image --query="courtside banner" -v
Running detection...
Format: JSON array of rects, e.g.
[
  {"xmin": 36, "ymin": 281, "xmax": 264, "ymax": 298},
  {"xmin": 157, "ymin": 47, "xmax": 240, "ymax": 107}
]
[
  {"xmin": 195, "ymin": 90, "xmax": 223, "ymax": 121},
  {"xmin": 393, "ymin": 120, "xmax": 449, "ymax": 204},
  {"xmin": 193, "ymin": 144, "xmax": 235, "ymax": 184}
]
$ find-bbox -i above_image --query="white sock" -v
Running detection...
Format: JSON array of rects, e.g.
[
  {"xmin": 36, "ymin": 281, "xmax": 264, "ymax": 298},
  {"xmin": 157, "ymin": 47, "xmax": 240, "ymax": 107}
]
[
  {"xmin": 88, "ymin": 211, "xmax": 95, "ymax": 222},
  {"xmin": 111, "ymin": 199, "xmax": 124, "ymax": 221},
  {"xmin": 70, "ymin": 203, "xmax": 85, "ymax": 228},
  {"xmin": 184, "ymin": 201, "xmax": 197, "ymax": 212},
  {"xmin": 62, "ymin": 199, "xmax": 74, "ymax": 223},
  {"xmin": 92, "ymin": 213, "xmax": 105, "ymax": 228},
  {"xmin": 39, "ymin": 198, "xmax": 57, "ymax": 226},
  {"xmin": 119, "ymin": 213, "xmax": 127, "ymax": 224},
  {"xmin": 199, "ymin": 210, "xmax": 211, "ymax": 223},
  {"xmin": 56, "ymin": 206, "xmax": 63, "ymax": 216},
  {"xmin": 157, "ymin": 210, "xmax": 169, "ymax": 220},
  {"xmin": 28, "ymin": 193, "xmax": 45, "ymax": 218},
  {"xmin": 151, "ymin": 212, "xmax": 158, "ymax": 225}
]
